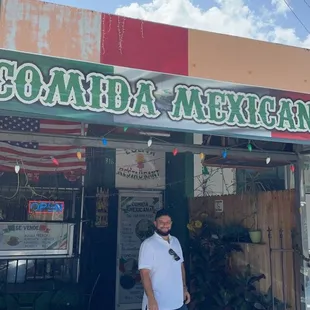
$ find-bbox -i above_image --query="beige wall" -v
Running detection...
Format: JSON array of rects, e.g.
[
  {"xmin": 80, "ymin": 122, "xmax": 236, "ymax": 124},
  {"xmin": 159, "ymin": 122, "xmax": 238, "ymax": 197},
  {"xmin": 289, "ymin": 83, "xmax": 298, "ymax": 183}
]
[{"xmin": 189, "ymin": 29, "xmax": 310, "ymax": 94}]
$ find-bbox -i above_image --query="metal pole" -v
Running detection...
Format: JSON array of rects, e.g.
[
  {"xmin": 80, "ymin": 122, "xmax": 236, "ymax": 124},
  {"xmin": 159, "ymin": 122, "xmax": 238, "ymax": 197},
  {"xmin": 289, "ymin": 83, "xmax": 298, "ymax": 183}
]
[
  {"xmin": 268, "ymin": 227, "xmax": 274, "ymax": 309},
  {"xmin": 279, "ymin": 228, "xmax": 286, "ymax": 308},
  {"xmin": 294, "ymin": 154, "xmax": 307, "ymax": 310},
  {"xmin": 76, "ymin": 123, "xmax": 86, "ymax": 283}
]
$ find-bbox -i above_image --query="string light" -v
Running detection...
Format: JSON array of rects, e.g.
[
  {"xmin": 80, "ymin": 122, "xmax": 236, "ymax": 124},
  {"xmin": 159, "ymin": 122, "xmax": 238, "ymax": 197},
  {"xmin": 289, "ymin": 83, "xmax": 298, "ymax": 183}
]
[
  {"xmin": 76, "ymin": 151, "xmax": 82, "ymax": 160},
  {"xmin": 266, "ymin": 157, "xmax": 271, "ymax": 165},
  {"xmin": 290, "ymin": 164, "xmax": 295, "ymax": 173},
  {"xmin": 147, "ymin": 138, "xmax": 152, "ymax": 147},
  {"xmin": 247, "ymin": 143, "xmax": 252, "ymax": 152},
  {"xmin": 117, "ymin": 15, "xmax": 126, "ymax": 54},
  {"xmin": 202, "ymin": 166, "xmax": 209, "ymax": 175},
  {"xmin": 222, "ymin": 149, "xmax": 227, "ymax": 159},
  {"xmin": 123, "ymin": 127, "xmax": 128, "ymax": 132},
  {"xmin": 14, "ymin": 164, "xmax": 20, "ymax": 174},
  {"xmin": 199, "ymin": 153, "xmax": 205, "ymax": 160},
  {"xmin": 51, "ymin": 157, "xmax": 59, "ymax": 166},
  {"xmin": 172, "ymin": 148, "xmax": 178, "ymax": 156},
  {"xmin": 102, "ymin": 138, "xmax": 107, "ymax": 146},
  {"xmin": 101, "ymin": 14, "xmax": 106, "ymax": 55}
]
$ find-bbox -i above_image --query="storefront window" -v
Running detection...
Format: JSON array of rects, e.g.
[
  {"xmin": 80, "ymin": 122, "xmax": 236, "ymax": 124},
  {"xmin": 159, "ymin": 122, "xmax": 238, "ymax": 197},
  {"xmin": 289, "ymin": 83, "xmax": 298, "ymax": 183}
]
[{"xmin": 0, "ymin": 188, "xmax": 77, "ymax": 222}]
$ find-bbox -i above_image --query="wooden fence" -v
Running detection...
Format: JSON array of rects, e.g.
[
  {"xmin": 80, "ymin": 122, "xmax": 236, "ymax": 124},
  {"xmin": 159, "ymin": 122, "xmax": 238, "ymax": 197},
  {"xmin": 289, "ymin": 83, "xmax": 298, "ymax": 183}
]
[{"xmin": 188, "ymin": 190, "xmax": 296, "ymax": 307}]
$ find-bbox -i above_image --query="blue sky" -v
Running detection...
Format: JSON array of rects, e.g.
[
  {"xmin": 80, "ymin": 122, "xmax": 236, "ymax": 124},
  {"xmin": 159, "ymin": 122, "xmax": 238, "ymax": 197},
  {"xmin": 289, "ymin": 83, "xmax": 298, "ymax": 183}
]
[{"xmin": 42, "ymin": 0, "xmax": 310, "ymax": 47}]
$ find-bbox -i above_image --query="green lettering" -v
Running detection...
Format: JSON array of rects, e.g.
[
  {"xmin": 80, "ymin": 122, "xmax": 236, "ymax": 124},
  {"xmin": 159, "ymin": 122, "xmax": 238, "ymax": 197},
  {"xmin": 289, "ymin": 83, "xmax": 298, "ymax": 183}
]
[
  {"xmin": 226, "ymin": 93, "xmax": 247, "ymax": 125},
  {"xmin": 0, "ymin": 60, "xmax": 16, "ymax": 100},
  {"xmin": 206, "ymin": 90, "xmax": 227, "ymax": 124},
  {"xmin": 86, "ymin": 73, "xmax": 105, "ymax": 111},
  {"xmin": 42, "ymin": 68, "xmax": 86, "ymax": 108},
  {"xmin": 168, "ymin": 86, "xmax": 205, "ymax": 122},
  {"xmin": 105, "ymin": 77, "xmax": 131, "ymax": 113},
  {"xmin": 277, "ymin": 99, "xmax": 296, "ymax": 130},
  {"xmin": 246, "ymin": 94, "xmax": 259, "ymax": 127},
  {"xmin": 15, "ymin": 64, "xmax": 43, "ymax": 104},
  {"xmin": 296, "ymin": 100, "xmax": 310, "ymax": 131},
  {"xmin": 258, "ymin": 96, "xmax": 277, "ymax": 128},
  {"xmin": 130, "ymin": 80, "xmax": 160, "ymax": 118}
]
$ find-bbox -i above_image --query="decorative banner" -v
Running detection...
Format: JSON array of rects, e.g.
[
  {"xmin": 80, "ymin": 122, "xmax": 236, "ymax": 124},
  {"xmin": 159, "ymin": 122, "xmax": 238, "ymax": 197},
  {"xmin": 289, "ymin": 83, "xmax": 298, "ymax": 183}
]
[
  {"xmin": 115, "ymin": 191, "xmax": 162, "ymax": 310},
  {"xmin": 95, "ymin": 187, "xmax": 109, "ymax": 227},
  {"xmin": 0, "ymin": 222, "xmax": 74, "ymax": 256},
  {"xmin": 115, "ymin": 149, "xmax": 165, "ymax": 189},
  {"xmin": 0, "ymin": 49, "xmax": 310, "ymax": 144}
]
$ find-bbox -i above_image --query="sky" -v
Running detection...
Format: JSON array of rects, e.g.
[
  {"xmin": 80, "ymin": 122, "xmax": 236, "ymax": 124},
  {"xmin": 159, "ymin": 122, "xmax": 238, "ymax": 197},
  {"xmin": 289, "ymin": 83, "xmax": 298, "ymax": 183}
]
[{"xmin": 42, "ymin": 0, "xmax": 310, "ymax": 48}]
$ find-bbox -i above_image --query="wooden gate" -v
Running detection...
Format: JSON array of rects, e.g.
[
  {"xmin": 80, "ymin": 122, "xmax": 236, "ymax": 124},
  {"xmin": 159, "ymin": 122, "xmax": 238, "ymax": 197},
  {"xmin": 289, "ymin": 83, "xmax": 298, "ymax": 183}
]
[{"xmin": 188, "ymin": 190, "xmax": 297, "ymax": 308}]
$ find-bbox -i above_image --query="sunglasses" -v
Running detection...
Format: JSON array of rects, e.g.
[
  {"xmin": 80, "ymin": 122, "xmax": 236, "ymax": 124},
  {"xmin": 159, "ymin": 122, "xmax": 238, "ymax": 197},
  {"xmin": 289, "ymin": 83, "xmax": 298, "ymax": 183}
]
[{"xmin": 169, "ymin": 249, "xmax": 180, "ymax": 261}]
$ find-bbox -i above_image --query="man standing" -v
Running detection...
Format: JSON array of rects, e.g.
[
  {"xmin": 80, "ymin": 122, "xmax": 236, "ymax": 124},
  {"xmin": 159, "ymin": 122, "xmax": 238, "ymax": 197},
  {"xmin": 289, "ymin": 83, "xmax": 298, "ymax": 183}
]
[{"xmin": 138, "ymin": 209, "xmax": 190, "ymax": 310}]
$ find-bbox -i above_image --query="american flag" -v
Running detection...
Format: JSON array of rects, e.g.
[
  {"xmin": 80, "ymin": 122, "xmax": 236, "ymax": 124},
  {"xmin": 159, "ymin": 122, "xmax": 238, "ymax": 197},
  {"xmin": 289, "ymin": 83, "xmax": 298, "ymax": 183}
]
[{"xmin": 0, "ymin": 116, "xmax": 87, "ymax": 174}]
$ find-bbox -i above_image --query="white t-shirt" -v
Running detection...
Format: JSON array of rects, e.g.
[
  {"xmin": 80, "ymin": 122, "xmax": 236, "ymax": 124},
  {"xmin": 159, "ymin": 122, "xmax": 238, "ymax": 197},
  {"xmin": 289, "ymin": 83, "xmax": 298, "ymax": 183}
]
[{"xmin": 138, "ymin": 232, "xmax": 184, "ymax": 310}]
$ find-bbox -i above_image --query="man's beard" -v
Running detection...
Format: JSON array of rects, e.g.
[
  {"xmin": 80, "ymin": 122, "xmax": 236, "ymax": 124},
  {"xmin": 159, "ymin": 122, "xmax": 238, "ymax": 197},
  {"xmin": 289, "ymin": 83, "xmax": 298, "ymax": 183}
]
[{"xmin": 155, "ymin": 228, "xmax": 171, "ymax": 236}]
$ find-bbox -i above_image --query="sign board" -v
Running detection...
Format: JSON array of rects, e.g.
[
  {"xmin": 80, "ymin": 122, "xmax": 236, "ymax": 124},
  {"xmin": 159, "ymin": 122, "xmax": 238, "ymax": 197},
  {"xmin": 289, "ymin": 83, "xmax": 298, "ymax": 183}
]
[
  {"xmin": 0, "ymin": 222, "xmax": 74, "ymax": 257},
  {"xmin": 28, "ymin": 200, "xmax": 64, "ymax": 221},
  {"xmin": 115, "ymin": 191, "xmax": 162, "ymax": 310},
  {"xmin": 0, "ymin": 49, "xmax": 310, "ymax": 144},
  {"xmin": 215, "ymin": 200, "xmax": 224, "ymax": 213},
  {"xmin": 115, "ymin": 149, "xmax": 165, "ymax": 189}
]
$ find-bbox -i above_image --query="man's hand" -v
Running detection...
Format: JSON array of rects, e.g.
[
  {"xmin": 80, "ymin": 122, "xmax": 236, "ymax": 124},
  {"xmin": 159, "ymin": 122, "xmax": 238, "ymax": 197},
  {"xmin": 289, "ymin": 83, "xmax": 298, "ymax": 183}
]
[
  {"xmin": 184, "ymin": 289, "xmax": 191, "ymax": 305},
  {"xmin": 148, "ymin": 296, "xmax": 159, "ymax": 310}
]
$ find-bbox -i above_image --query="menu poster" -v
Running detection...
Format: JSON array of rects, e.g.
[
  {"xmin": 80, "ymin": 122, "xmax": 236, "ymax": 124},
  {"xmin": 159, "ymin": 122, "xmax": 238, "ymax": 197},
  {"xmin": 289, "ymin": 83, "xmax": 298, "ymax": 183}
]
[
  {"xmin": 0, "ymin": 222, "xmax": 73, "ymax": 256},
  {"xmin": 115, "ymin": 191, "xmax": 162, "ymax": 310}
]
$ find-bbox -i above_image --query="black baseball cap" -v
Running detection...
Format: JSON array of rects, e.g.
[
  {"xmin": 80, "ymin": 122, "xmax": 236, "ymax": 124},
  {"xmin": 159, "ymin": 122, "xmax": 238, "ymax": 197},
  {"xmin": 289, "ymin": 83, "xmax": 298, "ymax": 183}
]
[{"xmin": 155, "ymin": 209, "xmax": 172, "ymax": 221}]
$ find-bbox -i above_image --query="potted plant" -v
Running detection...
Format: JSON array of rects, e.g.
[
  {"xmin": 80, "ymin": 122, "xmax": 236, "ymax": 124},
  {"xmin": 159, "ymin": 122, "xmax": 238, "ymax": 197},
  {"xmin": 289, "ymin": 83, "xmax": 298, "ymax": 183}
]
[
  {"xmin": 221, "ymin": 222, "xmax": 251, "ymax": 243},
  {"xmin": 248, "ymin": 198, "xmax": 262, "ymax": 244},
  {"xmin": 254, "ymin": 286, "xmax": 290, "ymax": 309}
]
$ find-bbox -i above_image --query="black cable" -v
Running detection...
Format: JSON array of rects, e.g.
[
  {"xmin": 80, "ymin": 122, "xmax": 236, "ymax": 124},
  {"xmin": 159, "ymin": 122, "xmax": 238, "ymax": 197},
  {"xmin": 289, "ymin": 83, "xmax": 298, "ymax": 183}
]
[
  {"xmin": 282, "ymin": 0, "xmax": 310, "ymax": 34},
  {"xmin": 304, "ymin": 0, "xmax": 310, "ymax": 10}
]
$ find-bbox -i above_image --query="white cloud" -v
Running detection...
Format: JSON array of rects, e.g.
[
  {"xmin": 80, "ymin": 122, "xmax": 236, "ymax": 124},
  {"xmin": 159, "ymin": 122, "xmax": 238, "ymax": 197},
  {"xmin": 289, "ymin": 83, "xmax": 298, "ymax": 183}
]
[
  {"xmin": 115, "ymin": 0, "xmax": 310, "ymax": 48},
  {"xmin": 271, "ymin": 0, "xmax": 290, "ymax": 15}
]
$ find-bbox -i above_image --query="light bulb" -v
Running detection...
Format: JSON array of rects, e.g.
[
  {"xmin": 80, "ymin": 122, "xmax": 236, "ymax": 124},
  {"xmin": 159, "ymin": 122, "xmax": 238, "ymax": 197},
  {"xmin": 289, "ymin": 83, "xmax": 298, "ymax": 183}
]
[
  {"xmin": 147, "ymin": 138, "xmax": 152, "ymax": 147},
  {"xmin": 51, "ymin": 157, "xmax": 59, "ymax": 166},
  {"xmin": 199, "ymin": 153, "xmax": 205, "ymax": 160},
  {"xmin": 290, "ymin": 164, "xmax": 295, "ymax": 173},
  {"xmin": 247, "ymin": 143, "xmax": 252, "ymax": 152},
  {"xmin": 14, "ymin": 164, "xmax": 20, "ymax": 174},
  {"xmin": 202, "ymin": 166, "xmax": 209, "ymax": 175},
  {"xmin": 172, "ymin": 148, "xmax": 178, "ymax": 156},
  {"xmin": 77, "ymin": 151, "xmax": 82, "ymax": 160},
  {"xmin": 222, "ymin": 150, "xmax": 227, "ymax": 159},
  {"xmin": 124, "ymin": 127, "xmax": 128, "ymax": 132},
  {"xmin": 102, "ymin": 138, "xmax": 107, "ymax": 145},
  {"xmin": 266, "ymin": 157, "xmax": 271, "ymax": 164}
]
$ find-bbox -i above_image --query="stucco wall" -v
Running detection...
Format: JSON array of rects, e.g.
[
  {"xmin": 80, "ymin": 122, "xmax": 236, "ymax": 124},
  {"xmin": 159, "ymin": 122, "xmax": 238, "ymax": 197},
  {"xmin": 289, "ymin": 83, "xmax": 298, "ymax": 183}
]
[
  {"xmin": 1, "ymin": 0, "xmax": 310, "ymax": 94},
  {"xmin": 0, "ymin": 0, "xmax": 101, "ymax": 62}
]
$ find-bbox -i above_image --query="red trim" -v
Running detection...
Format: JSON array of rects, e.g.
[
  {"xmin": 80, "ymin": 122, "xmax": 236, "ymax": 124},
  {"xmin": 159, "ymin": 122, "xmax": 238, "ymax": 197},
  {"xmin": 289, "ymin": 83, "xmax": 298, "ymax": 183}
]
[
  {"xmin": 100, "ymin": 14, "xmax": 188, "ymax": 76},
  {"xmin": 281, "ymin": 91, "xmax": 310, "ymax": 102},
  {"xmin": 271, "ymin": 131, "xmax": 310, "ymax": 141}
]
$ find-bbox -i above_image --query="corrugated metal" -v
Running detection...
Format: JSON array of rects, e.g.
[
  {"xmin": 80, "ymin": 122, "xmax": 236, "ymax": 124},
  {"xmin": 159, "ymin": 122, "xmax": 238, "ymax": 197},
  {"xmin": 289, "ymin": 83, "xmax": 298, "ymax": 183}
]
[{"xmin": 0, "ymin": 0, "xmax": 101, "ymax": 62}]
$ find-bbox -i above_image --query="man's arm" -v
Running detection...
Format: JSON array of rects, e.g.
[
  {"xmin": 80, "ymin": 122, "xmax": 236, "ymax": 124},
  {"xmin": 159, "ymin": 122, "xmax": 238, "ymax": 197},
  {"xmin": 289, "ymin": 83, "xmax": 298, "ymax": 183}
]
[
  {"xmin": 181, "ymin": 263, "xmax": 187, "ymax": 291},
  {"xmin": 140, "ymin": 269, "xmax": 156, "ymax": 300},
  {"xmin": 182, "ymin": 263, "xmax": 191, "ymax": 304}
]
